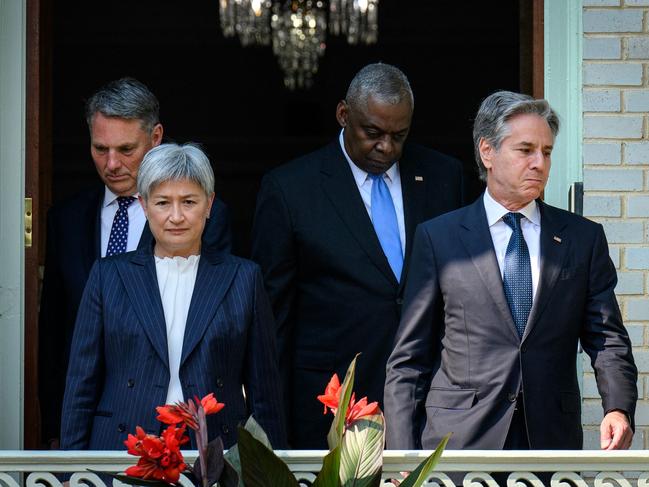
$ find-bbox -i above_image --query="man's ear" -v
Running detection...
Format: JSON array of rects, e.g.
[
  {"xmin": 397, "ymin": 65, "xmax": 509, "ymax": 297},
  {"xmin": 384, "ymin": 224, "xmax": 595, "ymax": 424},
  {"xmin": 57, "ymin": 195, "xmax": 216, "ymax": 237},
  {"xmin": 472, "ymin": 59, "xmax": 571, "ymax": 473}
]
[
  {"xmin": 479, "ymin": 138, "xmax": 494, "ymax": 170},
  {"xmin": 151, "ymin": 123, "xmax": 164, "ymax": 147},
  {"xmin": 335, "ymin": 101, "xmax": 348, "ymax": 128}
]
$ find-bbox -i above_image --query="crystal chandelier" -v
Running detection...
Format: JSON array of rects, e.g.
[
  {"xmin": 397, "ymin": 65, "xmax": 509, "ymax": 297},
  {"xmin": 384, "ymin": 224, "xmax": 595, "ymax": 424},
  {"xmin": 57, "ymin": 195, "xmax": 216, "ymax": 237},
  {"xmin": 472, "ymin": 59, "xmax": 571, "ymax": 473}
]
[{"xmin": 218, "ymin": 0, "xmax": 379, "ymax": 89}]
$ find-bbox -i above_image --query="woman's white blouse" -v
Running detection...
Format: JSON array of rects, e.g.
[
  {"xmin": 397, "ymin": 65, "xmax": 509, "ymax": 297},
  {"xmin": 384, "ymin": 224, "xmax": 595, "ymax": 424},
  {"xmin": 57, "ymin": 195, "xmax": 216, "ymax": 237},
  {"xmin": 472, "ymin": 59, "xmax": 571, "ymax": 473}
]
[{"xmin": 155, "ymin": 254, "xmax": 200, "ymax": 405}]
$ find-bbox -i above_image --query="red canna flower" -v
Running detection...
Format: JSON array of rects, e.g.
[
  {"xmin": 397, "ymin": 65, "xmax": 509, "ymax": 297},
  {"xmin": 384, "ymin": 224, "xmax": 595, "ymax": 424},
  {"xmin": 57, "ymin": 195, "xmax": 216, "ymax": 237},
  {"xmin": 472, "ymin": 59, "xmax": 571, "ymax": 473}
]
[
  {"xmin": 317, "ymin": 373, "xmax": 380, "ymax": 427},
  {"xmin": 157, "ymin": 403, "xmax": 198, "ymax": 430},
  {"xmin": 317, "ymin": 374, "xmax": 342, "ymax": 414},
  {"xmin": 124, "ymin": 424, "xmax": 189, "ymax": 483},
  {"xmin": 346, "ymin": 395, "xmax": 380, "ymax": 425},
  {"xmin": 200, "ymin": 393, "xmax": 226, "ymax": 415},
  {"xmin": 156, "ymin": 393, "xmax": 225, "ymax": 431}
]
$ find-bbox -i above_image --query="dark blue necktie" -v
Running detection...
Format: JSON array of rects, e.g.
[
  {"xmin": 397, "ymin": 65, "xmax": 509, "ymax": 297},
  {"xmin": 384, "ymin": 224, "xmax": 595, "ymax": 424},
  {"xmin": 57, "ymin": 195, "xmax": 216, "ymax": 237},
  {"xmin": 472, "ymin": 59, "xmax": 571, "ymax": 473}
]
[
  {"xmin": 106, "ymin": 196, "xmax": 136, "ymax": 257},
  {"xmin": 502, "ymin": 212, "xmax": 532, "ymax": 338},
  {"xmin": 369, "ymin": 174, "xmax": 403, "ymax": 282}
]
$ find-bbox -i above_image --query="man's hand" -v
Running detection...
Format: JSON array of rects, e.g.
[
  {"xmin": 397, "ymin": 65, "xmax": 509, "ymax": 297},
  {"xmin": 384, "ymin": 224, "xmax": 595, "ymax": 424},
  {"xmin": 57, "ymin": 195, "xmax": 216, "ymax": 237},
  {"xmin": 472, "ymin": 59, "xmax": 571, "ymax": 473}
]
[{"xmin": 600, "ymin": 410, "xmax": 633, "ymax": 450}]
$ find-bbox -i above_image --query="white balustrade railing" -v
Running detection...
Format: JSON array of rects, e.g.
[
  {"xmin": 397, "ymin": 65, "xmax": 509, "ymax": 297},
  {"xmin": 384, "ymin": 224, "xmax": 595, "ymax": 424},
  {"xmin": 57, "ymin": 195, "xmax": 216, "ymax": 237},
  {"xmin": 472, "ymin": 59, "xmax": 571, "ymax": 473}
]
[{"xmin": 1, "ymin": 450, "xmax": 649, "ymax": 486}]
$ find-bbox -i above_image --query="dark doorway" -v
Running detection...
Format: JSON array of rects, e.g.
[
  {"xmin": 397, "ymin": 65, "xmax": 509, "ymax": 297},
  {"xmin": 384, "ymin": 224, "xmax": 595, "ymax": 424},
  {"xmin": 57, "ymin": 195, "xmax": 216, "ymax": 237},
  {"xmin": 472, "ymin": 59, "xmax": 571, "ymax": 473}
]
[{"xmin": 52, "ymin": 1, "xmax": 531, "ymax": 256}]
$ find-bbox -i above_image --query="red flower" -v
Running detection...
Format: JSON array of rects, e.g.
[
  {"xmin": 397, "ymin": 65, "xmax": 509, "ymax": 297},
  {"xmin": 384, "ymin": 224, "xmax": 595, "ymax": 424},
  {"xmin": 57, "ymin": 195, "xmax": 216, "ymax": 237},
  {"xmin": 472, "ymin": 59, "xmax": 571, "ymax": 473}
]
[
  {"xmin": 201, "ymin": 393, "xmax": 226, "ymax": 415},
  {"xmin": 317, "ymin": 374, "xmax": 342, "ymax": 414},
  {"xmin": 317, "ymin": 373, "xmax": 380, "ymax": 427},
  {"xmin": 157, "ymin": 393, "xmax": 225, "ymax": 430},
  {"xmin": 124, "ymin": 425, "xmax": 189, "ymax": 483},
  {"xmin": 346, "ymin": 395, "xmax": 380, "ymax": 424}
]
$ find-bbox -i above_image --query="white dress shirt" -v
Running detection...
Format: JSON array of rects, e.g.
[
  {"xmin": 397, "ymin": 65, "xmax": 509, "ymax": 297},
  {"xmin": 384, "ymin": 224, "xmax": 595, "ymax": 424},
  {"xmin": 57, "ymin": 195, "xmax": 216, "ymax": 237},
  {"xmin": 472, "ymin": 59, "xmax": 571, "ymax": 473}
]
[
  {"xmin": 483, "ymin": 190, "xmax": 541, "ymax": 302},
  {"xmin": 155, "ymin": 254, "xmax": 200, "ymax": 405},
  {"xmin": 339, "ymin": 129, "xmax": 406, "ymax": 255},
  {"xmin": 100, "ymin": 187, "xmax": 147, "ymax": 257}
]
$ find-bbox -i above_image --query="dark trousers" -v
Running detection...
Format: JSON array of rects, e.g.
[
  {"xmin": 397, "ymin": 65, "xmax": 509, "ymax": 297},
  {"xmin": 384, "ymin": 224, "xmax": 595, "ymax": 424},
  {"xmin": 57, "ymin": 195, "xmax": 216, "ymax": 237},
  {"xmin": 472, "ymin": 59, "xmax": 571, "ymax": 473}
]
[{"xmin": 495, "ymin": 395, "xmax": 553, "ymax": 487}]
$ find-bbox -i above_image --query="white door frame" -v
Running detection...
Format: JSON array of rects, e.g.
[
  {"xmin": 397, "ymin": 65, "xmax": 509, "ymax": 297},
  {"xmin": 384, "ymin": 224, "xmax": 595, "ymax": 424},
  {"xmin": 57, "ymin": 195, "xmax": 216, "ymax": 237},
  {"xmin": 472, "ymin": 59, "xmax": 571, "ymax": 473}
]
[{"xmin": 0, "ymin": 0, "xmax": 26, "ymax": 449}]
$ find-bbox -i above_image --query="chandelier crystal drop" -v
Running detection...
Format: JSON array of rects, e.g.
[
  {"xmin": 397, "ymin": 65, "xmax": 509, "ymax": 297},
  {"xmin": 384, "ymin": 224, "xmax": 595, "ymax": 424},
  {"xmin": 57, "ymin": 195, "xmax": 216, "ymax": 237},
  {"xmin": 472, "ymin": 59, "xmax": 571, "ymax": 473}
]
[{"xmin": 218, "ymin": 0, "xmax": 379, "ymax": 89}]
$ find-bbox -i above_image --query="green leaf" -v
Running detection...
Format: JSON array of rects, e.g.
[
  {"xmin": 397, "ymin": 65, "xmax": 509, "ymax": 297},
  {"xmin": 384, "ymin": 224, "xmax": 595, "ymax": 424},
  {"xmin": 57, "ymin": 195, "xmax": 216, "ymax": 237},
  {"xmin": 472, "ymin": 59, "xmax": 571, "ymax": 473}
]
[
  {"xmin": 224, "ymin": 416, "xmax": 271, "ymax": 487},
  {"xmin": 327, "ymin": 354, "xmax": 360, "ymax": 450},
  {"xmin": 339, "ymin": 414, "xmax": 384, "ymax": 487},
  {"xmin": 237, "ymin": 426, "xmax": 299, "ymax": 487},
  {"xmin": 398, "ymin": 433, "xmax": 450, "ymax": 487},
  {"xmin": 216, "ymin": 458, "xmax": 240, "ymax": 487},
  {"xmin": 312, "ymin": 447, "xmax": 341, "ymax": 487}
]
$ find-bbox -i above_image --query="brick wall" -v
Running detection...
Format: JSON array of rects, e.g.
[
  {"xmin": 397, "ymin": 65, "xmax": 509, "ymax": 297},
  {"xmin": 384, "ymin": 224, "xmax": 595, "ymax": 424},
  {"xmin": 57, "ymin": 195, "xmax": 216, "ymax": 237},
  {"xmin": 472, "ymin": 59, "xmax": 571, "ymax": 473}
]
[{"xmin": 582, "ymin": 0, "xmax": 649, "ymax": 449}]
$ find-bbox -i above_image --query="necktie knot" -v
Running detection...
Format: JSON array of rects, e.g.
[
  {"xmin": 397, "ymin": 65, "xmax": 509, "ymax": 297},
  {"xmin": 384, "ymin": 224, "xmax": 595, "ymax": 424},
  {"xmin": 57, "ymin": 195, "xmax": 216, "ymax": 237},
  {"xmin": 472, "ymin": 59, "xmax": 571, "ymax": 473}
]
[
  {"xmin": 368, "ymin": 173, "xmax": 385, "ymax": 181},
  {"xmin": 117, "ymin": 196, "xmax": 136, "ymax": 209},
  {"xmin": 502, "ymin": 212, "xmax": 522, "ymax": 231}
]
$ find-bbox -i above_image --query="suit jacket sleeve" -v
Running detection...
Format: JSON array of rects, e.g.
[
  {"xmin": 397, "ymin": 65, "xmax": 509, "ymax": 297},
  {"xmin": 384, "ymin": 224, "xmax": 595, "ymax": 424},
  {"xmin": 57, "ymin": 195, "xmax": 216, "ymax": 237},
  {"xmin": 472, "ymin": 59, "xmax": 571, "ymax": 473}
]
[
  {"xmin": 60, "ymin": 261, "xmax": 106, "ymax": 450},
  {"xmin": 580, "ymin": 224, "xmax": 638, "ymax": 424},
  {"xmin": 244, "ymin": 265, "xmax": 288, "ymax": 448},
  {"xmin": 38, "ymin": 208, "xmax": 68, "ymax": 443},
  {"xmin": 250, "ymin": 173, "xmax": 297, "ymax": 424},
  {"xmin": 384, "ymin": 224, "xmax": 441, "ymax": 449},
  {"xmin": 202, "ymin": 197, "xmax": 232, "ymax": 254}
]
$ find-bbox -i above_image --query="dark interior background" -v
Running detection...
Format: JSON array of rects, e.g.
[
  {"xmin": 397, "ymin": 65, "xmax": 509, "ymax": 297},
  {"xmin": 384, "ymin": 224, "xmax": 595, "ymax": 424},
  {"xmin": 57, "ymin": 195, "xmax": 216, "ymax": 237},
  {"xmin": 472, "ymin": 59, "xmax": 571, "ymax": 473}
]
[{"xmin": 52, "ymin": 1, "xmax": 531, "ymax": 256}]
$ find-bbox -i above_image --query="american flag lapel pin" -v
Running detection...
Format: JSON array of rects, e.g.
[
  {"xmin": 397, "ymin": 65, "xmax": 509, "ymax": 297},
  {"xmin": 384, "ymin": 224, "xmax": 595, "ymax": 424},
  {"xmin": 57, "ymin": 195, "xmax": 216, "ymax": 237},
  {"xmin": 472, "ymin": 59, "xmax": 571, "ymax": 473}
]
[
  {"xmin": 415, "ymin": 176, "xmax": 424, "ymax": 182},
  {"xmin": 553, "ymin": 235, "xmax": 562, "ymax": 243}
]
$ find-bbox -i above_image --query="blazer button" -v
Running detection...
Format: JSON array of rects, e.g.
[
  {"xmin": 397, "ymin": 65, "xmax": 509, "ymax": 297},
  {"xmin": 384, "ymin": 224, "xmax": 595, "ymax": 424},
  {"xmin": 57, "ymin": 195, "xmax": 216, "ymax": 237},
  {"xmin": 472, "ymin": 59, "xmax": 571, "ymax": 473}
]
[
  {"xmin": 127, "ymin": 379, "xmax": 135, "ymax": 388},
  {"xmin": 508, "ymin": 393, "xmax": 517, "ymax": 403},
  {"xmin": 216, "ymin": 378, "xmax": 224, "ymax": 388},
  {"xmin": 118, "ymin": 424, "xmax": 127, "ymax": 433},
  {"xmin": 395, "ymin": 298, "xmax": 404, "ymax": 305},
  {"xmin": 221, "ymin": 424, "xmax": 229, "ymax": 434}
]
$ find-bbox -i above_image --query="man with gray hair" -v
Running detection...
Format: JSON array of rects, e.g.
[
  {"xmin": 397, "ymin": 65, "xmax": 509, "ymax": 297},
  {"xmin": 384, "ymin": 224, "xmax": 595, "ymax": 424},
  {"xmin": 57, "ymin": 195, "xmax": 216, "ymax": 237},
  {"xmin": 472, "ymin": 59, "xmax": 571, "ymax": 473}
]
[
  {"xmin": 39, "ymin": 78, "xmax": 231, "ymax": 447},
  {"xmin": 252, "ymin": 62, "xmax": 464, "ymax": 447},
  {"xmin": 385, "ymin": 90, "xmax": 637, "ymax": 454}
]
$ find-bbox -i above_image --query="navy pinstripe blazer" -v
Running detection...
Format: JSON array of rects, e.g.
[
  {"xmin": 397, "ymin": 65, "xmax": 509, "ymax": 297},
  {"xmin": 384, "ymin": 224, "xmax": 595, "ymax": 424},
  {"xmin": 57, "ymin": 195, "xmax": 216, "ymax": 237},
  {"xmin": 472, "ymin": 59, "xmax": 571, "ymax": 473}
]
[{"xmin": 60, "ymin": 245, "xmax": 286, "ymax": 450}]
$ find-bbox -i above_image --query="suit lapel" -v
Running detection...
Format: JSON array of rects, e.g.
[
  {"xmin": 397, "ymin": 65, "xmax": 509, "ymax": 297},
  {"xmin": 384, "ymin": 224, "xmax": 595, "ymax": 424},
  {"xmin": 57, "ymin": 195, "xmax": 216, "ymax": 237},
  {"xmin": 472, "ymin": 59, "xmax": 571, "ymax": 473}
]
[
  {"xmin": 458, "ymin": 198, "xmax": 520, "ymax": 341},
  {"xmin": 522, "ymin": 202, "xmax": 569, "ymax": 342},
  {"xmin": 399, "ymin": 154, "xmax": 425, "ymax": 288},
  {"xmin": 319, "ymin": 143, "xmax": 398, "ymax": 287},
  {"xmin": 117, "ymin": 250, "xmax": 170, "ymax": 368},
  {"xmin": 180, "ymin": 251, "xmax": 237, "ymax": 366}
]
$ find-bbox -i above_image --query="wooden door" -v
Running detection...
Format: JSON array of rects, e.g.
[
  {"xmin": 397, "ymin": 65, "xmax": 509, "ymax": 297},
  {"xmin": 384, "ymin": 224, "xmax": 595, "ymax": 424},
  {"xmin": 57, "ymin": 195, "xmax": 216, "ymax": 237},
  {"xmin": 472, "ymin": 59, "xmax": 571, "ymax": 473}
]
[{"xmin": 25, "ymin": 0, "xmax": 52, "ymax": 449}]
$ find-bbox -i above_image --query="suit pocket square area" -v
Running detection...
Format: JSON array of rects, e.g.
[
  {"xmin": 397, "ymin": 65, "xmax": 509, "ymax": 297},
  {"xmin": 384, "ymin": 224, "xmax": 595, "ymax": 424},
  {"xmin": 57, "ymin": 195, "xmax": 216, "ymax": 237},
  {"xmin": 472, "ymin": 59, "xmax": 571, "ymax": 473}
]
[
  {"xmin": 559, "ymin": 264, "xmax": 586, "ymax": 280},
  {"xmin": 425, "ymin": 388, "xmax": 477, "ymax": 410}
]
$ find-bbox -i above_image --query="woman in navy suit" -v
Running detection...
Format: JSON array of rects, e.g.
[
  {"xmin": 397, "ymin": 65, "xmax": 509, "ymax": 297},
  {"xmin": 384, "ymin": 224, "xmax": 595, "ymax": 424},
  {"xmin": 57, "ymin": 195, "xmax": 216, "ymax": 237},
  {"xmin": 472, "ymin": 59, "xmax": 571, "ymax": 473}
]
[{"xmin": 61, "ymin": 143, "xmax": 286, "ymax": 450}]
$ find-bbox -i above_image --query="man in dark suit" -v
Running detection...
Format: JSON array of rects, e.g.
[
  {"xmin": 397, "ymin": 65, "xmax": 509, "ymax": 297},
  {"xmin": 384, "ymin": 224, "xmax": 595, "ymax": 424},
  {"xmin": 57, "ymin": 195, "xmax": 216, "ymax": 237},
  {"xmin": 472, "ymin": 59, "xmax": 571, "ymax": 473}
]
[
  {"xmin": 39, "ymin": 78, "xmax": 231, "ymax": 447},
  {"xmin": 384, "ymin": 90, "xmax": 637, "ymax": 454},
  {"xmin": 251, "ymin": 63, "xmax": 464, "ymax": 448}
]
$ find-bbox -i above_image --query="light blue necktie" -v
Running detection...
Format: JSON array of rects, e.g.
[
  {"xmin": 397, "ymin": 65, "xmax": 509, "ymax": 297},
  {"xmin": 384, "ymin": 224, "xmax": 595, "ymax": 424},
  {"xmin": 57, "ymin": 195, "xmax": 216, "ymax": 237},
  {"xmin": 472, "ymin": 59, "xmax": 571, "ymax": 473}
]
[
  {"xmin": 369, "ymin": 174, "xmax": 403, "ymax": 282},
  {"xmin": 502, "ymin": 212, "xmax": 532, "ymax": 338},
  {"xmin": 106, "ymin": 196, "xmax": 136, "ymax": 257}
]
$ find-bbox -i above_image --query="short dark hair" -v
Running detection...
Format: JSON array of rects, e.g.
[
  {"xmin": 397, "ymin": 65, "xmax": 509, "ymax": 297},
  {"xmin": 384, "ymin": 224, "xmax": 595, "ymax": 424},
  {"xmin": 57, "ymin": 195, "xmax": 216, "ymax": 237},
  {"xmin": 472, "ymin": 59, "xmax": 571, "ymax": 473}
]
[
  {"xmin": 85, "ymin": 77, "xmax": 160, "ymax": 133},
  {"xmin": 473, "ymin": 90, "xmax": 560, "ymax": 181},
  {"xmin": 345, "ymin": 63, "xmax": 414, "ymax": 112}
]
